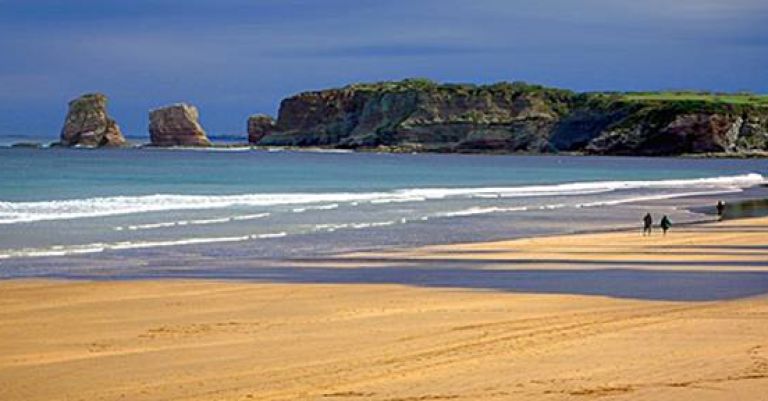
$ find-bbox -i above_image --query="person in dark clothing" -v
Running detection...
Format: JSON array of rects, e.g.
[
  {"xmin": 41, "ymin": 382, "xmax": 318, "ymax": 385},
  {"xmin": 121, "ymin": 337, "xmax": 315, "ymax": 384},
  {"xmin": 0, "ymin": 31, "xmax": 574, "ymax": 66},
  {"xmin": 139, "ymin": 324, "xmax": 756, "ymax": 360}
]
[
  {"xmin": 716, "ymin": 201, "xmax": 725, "ymax": 220},
  {"xmin": 660, "ymin": 215, "xmax": 672, "ymax": 235},
  {"xmin": 643, "ymin": 213, "xmax": 653, "ymax": 236}
]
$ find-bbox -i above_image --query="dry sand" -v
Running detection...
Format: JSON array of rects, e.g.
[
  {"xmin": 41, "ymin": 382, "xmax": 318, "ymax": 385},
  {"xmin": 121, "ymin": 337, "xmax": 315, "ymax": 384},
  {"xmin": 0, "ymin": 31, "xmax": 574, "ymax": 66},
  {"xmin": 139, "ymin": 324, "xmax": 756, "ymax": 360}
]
[{"xmin": 1, "ymin": 217, "xmax": 766, "ymax": 400}]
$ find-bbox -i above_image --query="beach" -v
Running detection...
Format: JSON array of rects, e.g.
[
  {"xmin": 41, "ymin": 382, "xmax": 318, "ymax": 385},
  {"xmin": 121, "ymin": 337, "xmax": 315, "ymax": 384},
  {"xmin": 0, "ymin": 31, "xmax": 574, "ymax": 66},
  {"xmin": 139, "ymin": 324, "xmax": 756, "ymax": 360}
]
[
  {"xmin": 3, "ymin": 1, "xmax": 768, "ymax": 400},
  {"xmin": 1, "ymin": 217, "xmax": 766, "ymax": 400}
]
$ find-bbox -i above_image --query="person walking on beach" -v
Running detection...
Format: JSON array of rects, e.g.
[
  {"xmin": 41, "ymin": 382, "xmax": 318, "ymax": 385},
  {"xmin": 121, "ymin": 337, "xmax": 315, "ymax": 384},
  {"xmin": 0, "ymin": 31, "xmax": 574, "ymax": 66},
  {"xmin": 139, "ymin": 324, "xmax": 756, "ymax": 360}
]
[
  {"xmin": 716, "ymin": 201, "xmax": 726, "ymax": 220},
  {"xmin": 643, "ymin": 213, "xmax": 653, "ymax": 236},
  {"xmin": 660, "ymin": 215, "xmax": 672, "ymax": 236}
]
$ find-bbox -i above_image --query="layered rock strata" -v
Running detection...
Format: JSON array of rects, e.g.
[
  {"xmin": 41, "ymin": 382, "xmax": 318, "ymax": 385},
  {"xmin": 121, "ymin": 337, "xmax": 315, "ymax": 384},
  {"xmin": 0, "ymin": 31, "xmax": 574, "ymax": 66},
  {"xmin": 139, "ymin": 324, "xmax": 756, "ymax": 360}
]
[{"xmin": 250, "ymin": 79, "xmax": 768, "ymax": 155}]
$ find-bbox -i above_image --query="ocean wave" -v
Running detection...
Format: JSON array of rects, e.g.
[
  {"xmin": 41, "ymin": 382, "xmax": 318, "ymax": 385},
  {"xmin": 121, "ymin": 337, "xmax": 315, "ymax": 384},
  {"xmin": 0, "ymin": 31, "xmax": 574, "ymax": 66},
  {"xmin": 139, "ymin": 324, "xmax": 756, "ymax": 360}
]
[
  {"xmin": 292, "ymin": 204, "xmax": 340, "ymax": 213},
  {"xmin": 312, "ymin": 219, "xmax": 400, "ymax": 233},
  {"xmin": 0, "ymin": 173, "xmax": 763, "ymax": 224},
  {"xmin": 430, "ymin": 188, "xmax": 745, "ymax": 219},
  {"xmin": 575, "ymin": 189, "xmax": 743, "ymax": 208},
  {"xmin": 0, "ymin": 231, "xmax": 289, "ymax": 259},
  {"xmin": 113, "ymin": 213, "xmax": 270, "ymax": 231},
  {"xmin": 434, "ymin": 206, "xmax": 529, "ymax": 217}
]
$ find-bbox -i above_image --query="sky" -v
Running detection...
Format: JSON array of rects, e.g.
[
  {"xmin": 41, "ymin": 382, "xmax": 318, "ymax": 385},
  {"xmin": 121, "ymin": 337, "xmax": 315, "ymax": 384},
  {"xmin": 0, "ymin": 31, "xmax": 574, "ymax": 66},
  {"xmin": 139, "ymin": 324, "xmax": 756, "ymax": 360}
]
[{"xmin": 0, "ymin": 0, "xmax": 766, "ymax": 138}]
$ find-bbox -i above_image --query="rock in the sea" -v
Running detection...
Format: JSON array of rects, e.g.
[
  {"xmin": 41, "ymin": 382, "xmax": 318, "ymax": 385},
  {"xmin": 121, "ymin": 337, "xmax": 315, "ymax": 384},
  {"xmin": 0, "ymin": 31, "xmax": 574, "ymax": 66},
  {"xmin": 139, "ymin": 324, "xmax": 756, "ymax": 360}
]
[
  {"xmin": 247, "ymin": 114, "xmax": 276, "ymax": 144},
  {"xmin": 149, "ymin": 104, "xmax": 211, "ymax": 147},
  {"xmin": 60, "ymin": 93, "xmax": 126, "ymax": 147},
  {"xmin": 10, "ymin": 142, "xmax": 43, "ymax": 149}
]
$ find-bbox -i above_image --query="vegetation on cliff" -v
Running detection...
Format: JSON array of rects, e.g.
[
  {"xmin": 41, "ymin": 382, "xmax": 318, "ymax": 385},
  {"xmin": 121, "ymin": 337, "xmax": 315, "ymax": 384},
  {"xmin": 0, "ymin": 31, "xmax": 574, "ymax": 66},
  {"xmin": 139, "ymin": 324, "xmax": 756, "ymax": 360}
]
[{"xmin": 253, "ymin": 79, "xmax": 768, "ymax": 156}]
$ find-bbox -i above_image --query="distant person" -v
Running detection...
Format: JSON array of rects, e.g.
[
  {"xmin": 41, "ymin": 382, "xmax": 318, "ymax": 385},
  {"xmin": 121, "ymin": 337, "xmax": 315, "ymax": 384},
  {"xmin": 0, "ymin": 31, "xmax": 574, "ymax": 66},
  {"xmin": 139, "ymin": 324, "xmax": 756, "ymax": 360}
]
[
  {"xmin": 643, "ymin": 213, "xmax": 653, "ymax": 236},
  {"xmin": 716, "ymin": 201, "xmax": 726, "ymax": 220},
  {"xmin": 660, "ymin": 215, "xmax": 672, "ymax": 236}
]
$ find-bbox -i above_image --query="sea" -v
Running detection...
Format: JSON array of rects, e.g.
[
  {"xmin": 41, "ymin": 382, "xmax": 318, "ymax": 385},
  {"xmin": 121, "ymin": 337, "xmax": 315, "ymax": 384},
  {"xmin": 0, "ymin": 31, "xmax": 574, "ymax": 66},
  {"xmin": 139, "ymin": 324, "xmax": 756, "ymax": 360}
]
[{"xmin": 1, "ymin": 147, "xmax": 767, "ymax": 266}]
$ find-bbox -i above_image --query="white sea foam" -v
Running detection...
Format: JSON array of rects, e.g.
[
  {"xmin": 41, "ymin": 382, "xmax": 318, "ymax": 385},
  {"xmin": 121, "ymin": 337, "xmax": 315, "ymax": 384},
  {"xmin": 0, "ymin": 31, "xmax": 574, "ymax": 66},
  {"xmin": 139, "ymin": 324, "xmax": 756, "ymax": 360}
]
[
  {"xmin": 369, "ymin": 197, "xmax": 427, "ymax": 204},
  {"xmin": 0, "ymin": 173, "xmax": 763, "ymax": 224},
  {"xmin": 232, "ymin": 213, "xmax": 272, "ymax": 221},
  {"xmin": 435, "ymin": 206, "xmax": 529, "ymax": 218},
  {"xmin": 430, "ymin": 188, "xmax": 746, "ymax": 220},
  {"xmin": 292, "ymin": 203, "xmax": 340, "ymax": 213},
  {"xmin": 113, "ymin": 213, "xmax": 270, "ymax": 231},
  {"xmin": 253, "ymin": 232, "xmax": 288, "ymax": 239},
  {"xmin": 312, "ymin": 219, "xmax": 398, "ymax": 232},
  {"xmin": 575, "ymin": 189, "xmax": 743, "ymax": 208},
  {"xmin": 0, "ymin": 231, "xmax": 289, "ymax": 259}
]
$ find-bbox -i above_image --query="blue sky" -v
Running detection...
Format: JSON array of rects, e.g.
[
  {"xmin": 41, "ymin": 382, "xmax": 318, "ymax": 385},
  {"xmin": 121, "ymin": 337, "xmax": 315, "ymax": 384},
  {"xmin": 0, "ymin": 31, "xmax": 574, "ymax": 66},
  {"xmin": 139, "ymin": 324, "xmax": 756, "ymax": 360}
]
[{"xmin": 0, "ymin": 0, "xmax": 766, "ymax": 137}]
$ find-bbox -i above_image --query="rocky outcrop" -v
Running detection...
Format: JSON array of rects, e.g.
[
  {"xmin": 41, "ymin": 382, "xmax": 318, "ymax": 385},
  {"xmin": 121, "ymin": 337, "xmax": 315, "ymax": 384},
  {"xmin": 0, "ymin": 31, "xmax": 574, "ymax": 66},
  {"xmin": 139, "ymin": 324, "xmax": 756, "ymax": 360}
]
[
  {"xmin": 247, "ymin": 114, "xmax": 276, "ymax": 144},
  {"xmin": 736, "ymin": 115, "xmax": 768, "ymax": 151},
  {"xmin": 149, "ymin": 104, "xmax": 211, "ymax": 147},
  {"xmin": 584, "ymin": 105, "xmax": 768, "ymax": 156},
  {"xmin": 585, "ymin": 116, "xmax": 728, "ymax": 156},
  {"xmin": 60, "ymin": 93, "xmax": 125, "ymax": 147},
  {"xmin": 257, "ymin": 80, "xmax": 572, "ymax": 152},
  {"xmin": 252, "ymin": 80, "xmax": 768, "ymax": 156}
]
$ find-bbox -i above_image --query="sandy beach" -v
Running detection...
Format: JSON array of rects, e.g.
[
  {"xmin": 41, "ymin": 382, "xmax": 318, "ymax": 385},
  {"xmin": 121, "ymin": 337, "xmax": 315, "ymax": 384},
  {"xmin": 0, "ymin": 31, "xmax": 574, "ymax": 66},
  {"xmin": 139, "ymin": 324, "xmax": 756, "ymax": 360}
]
[{"xmin": 1, "ymin": 217, "xmax": 766, "ymax": 400}]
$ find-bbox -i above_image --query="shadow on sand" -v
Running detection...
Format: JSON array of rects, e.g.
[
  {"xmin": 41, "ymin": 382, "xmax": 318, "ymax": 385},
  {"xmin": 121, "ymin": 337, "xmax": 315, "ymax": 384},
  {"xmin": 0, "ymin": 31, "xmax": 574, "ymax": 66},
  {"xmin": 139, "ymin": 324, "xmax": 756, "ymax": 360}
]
[{"xmin": 45, "ymin": 265, "xmax": 768, "ymax": 302}]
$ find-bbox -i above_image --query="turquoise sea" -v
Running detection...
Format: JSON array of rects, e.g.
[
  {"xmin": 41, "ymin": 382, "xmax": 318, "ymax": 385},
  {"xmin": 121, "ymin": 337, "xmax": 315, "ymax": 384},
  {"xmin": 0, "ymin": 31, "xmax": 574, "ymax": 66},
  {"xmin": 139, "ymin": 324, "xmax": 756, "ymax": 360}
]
[{"xmin": 1, "ymin": 148, "xmax": 766, "ymax": 265}]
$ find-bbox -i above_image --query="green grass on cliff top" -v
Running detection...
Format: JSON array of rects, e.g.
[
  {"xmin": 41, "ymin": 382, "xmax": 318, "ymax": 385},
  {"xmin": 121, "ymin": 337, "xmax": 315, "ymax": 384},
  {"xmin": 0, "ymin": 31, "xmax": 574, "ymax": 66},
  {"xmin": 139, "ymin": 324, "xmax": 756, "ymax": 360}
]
[
  {"xmin": 330, "ymin": 79, "xmax": 768, "ymax": 108},
  {"xmin": 619, "ymin": 92, "xmax": 768, "ymax": 106}
]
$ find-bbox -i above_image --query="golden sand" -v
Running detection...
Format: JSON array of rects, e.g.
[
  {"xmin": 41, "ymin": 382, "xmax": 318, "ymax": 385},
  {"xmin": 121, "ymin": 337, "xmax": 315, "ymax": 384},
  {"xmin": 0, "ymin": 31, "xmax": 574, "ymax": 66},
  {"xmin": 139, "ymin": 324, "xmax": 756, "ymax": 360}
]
[{"xmin": 0, "ymin": 217, "xmax": 766, "ymax": 400}]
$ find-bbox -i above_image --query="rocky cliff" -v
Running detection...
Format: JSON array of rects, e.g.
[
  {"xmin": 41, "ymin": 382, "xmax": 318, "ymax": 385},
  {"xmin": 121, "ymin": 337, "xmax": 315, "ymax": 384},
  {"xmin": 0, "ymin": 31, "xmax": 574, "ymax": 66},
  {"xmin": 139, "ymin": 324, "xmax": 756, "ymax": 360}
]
[
  {"xmin": 149, "ymin": 104, "xmax": 211, "ymax": 147},
  {"xmin": 247, "ymin": 114, "xmax": 277, "ymax": 144},
  {"xmin": 253, "ymin": 79, "xmax": 768, "ymax": 156},
  {"xmin": 583, "ymin": 102, "xmax": 768, "ymax": 155},
  {"xmin": 60, "ymin": 93, "xmax": 125, "ymax": 147}
]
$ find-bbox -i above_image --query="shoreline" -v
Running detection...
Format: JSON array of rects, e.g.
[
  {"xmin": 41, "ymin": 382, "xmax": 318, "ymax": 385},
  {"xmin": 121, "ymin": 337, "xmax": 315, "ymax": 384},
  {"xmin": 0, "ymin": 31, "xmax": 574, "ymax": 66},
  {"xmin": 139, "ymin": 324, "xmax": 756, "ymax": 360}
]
[
  {"xmin": 1, "ymin": 216, "xmax": 766, "ymax": 400},
  {"xmin": 4, "ymin": 143, "xmax": 768, "ymax": 158},
  {"xmin": 0, "ymin": 184, "xmax": 765, "ymax": 265}
]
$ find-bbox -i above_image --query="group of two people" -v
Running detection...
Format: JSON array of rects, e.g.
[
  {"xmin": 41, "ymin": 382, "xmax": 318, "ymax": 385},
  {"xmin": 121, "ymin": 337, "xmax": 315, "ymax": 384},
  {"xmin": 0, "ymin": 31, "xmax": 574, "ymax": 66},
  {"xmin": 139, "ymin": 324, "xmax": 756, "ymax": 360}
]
[{"xmin": 643, "ymin": 213, "xmax": 671, "ymax": 236}]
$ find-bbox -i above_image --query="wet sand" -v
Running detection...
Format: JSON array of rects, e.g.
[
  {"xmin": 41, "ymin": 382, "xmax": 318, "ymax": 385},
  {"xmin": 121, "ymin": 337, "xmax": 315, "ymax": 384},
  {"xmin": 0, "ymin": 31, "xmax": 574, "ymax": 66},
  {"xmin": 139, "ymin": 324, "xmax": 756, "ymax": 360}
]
[
  {"xmin": 1, "ymin": 217, "xmax": 767, "ymax": 400},
  {"xmin": 354, "ymin": 215, "xmax": 768, "ymax": 271}
]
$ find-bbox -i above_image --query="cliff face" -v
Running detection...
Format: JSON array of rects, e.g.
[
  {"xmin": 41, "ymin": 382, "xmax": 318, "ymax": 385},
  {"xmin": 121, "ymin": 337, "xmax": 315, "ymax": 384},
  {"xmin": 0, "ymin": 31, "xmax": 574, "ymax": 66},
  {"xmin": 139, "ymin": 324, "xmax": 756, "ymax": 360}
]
[
  {"xmin": 259, "ymin": 81, "xmax": 573, "ymax": 152},
  {"xmin": 247, "ymin": 114, "xmax": 276, "ymax": 144},
  {"xmin": 149, "ymin": 104, "xmax": 211, "ymax": 147},
  {"xmin": 60, "ymin": 93, "xmax": 125, "ymax": 147},
  {"xmin": 254, "ymin": 80, "xmax": 768, "ymax": 155},
  {"xmin": 583, "ymin": 101, "xmax": 768, "ymax": 155}
]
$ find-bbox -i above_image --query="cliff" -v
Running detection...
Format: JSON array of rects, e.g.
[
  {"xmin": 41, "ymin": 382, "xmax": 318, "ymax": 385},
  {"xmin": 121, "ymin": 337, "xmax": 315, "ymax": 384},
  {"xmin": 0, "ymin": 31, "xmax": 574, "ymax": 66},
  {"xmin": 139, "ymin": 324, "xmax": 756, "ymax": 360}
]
[
  {"xmin": 149, "ymin": 104, "xmax": 212, "ymax": 147},
  {"xmin": 253, "ymin": 79, "xmax": 768, "ymax": 156},
  {"xmin": 247, "ymin": 114, "xmax": 276, "ymax": 144},
  {"xmin": 59, "ymin": 93, "xmax": 126, "ymax": 147}
]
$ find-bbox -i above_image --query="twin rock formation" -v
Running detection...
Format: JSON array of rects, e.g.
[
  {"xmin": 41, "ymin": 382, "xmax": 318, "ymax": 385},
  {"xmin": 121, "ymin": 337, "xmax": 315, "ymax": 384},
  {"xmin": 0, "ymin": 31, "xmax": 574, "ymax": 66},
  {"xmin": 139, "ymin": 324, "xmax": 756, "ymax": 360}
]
[
  {"xmin": 60, "ymin": 94, "xmax": 210, "ymax": 147},
  {"xmin": 61, "ymin": 80, "xmax": 768, "ymax": 155}
]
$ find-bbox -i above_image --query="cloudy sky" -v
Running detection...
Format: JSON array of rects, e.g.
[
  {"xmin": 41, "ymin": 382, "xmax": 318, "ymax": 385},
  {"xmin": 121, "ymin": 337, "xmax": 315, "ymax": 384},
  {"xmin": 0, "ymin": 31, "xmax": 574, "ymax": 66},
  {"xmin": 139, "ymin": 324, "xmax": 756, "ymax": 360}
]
[{"xmin": 1, "ymin": 0, "xmax": 766, "ymax": 137}]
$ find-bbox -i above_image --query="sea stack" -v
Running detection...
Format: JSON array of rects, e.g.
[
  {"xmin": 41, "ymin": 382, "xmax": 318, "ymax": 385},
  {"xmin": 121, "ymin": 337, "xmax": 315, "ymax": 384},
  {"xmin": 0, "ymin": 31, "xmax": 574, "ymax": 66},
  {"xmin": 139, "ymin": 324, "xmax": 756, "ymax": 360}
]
[
  {"xmin": 247, "ymin": 114, "xmax": 276, "ymax": 144},
  {"xmin": 60, "ymin": 93, "xmax": 126, "ymax": 147},
  {"xmin": 149, "ymin": 103, "xmax": 211, "ymax": 147}
]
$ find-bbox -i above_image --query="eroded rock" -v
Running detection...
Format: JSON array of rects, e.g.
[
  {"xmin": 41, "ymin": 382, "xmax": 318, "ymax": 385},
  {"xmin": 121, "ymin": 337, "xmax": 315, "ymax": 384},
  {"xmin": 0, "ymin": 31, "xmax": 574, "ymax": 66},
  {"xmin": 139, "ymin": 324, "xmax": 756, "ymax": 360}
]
[
  {"xmin": 247, "ymin": 114, "xmax": 276, "ymax": 144},
  {"xmin": 60, "ymin": 93, "xmax": 125, "ymax": 147},
  {"xmin": 149, "ymin": 104, "xmax": 211, "ymax": 147}
]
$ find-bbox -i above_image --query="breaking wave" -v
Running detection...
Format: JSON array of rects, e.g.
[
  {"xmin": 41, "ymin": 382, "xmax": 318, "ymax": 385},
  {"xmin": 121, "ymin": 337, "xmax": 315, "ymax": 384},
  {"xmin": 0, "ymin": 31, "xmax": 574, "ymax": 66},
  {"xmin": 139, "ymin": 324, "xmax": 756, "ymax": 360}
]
[
  {"xmin": 114, "ymin": 213, "xmax": 270, "ymax": 231},
  {"xmin": 0, "ymin": 173, "xmax": 763, "ymax": 224},
  {"xmin": 0, "ymin": 232, "xmax": 289, "ymax": 260}
]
